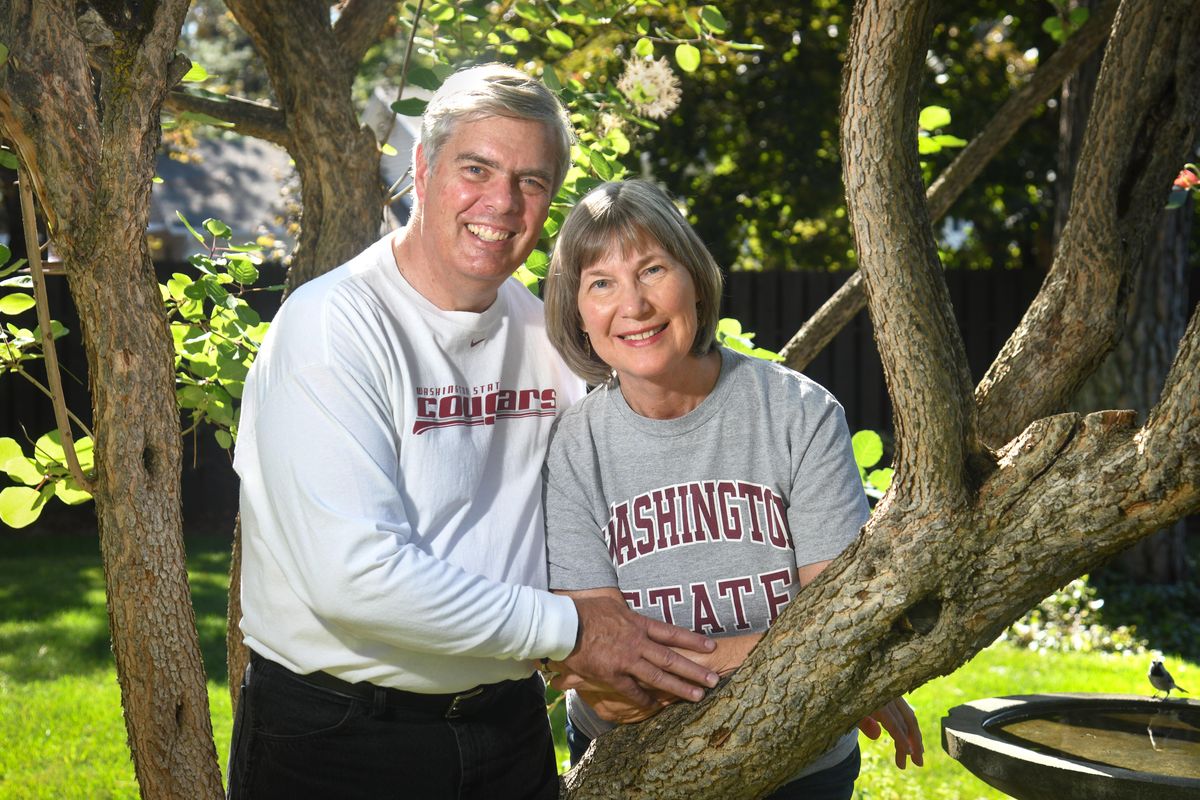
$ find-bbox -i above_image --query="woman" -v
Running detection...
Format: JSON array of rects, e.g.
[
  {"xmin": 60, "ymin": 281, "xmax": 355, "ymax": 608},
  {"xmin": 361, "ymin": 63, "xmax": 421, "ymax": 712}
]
[{"xmin": 542, "ymin": 180, "xmax": 922, "ymax": 798}]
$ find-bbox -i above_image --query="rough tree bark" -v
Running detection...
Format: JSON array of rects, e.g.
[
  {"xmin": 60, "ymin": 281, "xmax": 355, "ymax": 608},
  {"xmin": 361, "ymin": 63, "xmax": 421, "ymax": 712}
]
[
  {"xmin": 779, "ymin": 0, "xmax": 1118, "ymax": 372},
  {"xmin": 0, "ymin": 2, "xmax": 224, "ymax": 798},
  {"xmin": 1058, "ymin": 0, "xmax": 1192, "ymax": 584},
  {"xmin": 563, "ymin": 1, "xmax": 1200, "ymax": 796}
]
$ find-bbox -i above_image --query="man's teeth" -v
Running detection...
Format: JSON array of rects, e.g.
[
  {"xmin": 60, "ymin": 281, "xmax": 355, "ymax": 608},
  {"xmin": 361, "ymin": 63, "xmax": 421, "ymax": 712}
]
[
  {"xmin": 622, "ymin": 326, "xmax": 664, "ymax": 341},
  {"xmin": 467, "ymin": 224, "xmax": 513, "ymax": 242}
]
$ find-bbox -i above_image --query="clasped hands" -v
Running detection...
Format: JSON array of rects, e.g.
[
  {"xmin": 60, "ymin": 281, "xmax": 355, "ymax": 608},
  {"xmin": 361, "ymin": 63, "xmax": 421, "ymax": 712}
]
[{"xmin": 550, "ymin": 592, "xmax": 923, "ymax": 768}]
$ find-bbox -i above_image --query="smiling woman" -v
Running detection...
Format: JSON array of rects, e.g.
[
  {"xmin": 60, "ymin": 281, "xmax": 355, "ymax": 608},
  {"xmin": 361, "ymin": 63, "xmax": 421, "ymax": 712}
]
[{"xmin": 540, "ymin": 180, "xmax": 924, "ymax": 799}]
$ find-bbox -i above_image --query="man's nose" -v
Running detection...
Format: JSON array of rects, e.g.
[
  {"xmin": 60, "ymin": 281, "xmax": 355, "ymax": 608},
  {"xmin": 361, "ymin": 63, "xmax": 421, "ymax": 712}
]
[{"xmin": 483, "ymin": 179, "xmax": 521, "ymax": 214}]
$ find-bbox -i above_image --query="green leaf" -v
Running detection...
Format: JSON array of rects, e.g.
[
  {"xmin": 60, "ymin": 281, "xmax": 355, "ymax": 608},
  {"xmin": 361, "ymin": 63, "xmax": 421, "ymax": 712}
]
[
  {"xmin": 546, "ymin": 28, "xmax": 574, "ymax": 50},
  {"xmin": 152, "ymin": 176, "xmax": 164, "ymax": 184},
  {"xmin": 700, "ymin": 5, "xmax": 727, "ymax": 34},
  {"xmin": 634, "ymin": 37, "xmax": 654, "ymax": 58},
  {"xmin": 0, "ymin": 243, "xmax": 10, "ymax": 265},
  {"xmin": 176, "ymin": 211, "xmax": 206, "ymax": 244},
  {"xmin": 203, "ymin": 218, "xmax": 232, "ymax": 239},
  {"xmin": 391, "ymin": 98, "xmax": 428, "ymax": 117},
  {"xmin": 918, "ymin": 105, "xmax": 951, "ymax": 131},
  {"xmin": 0, "ymin": 485, "xmax": 44, "ymax": 528},
  {"xmin": 1069, "ymin": 7, "xmax": 1090, "ymax": 27},
  {"xmin": 851, "ymin": 430, "xmax": 884, "ymax": 471},
  {"xmin": 675, "ymin": 43, "xmax": 701, "ymax": 73},
  {"xmin": 176, "ymin": 111, "xmax": 235, "ymax": 128},
  {"xmin": 54, "ymin": 478, "xmax": 92, "ymax": 505},
  {"xmin": 0, "ymin": 149, "xmax": 17, "ymax": 170},
  {"xmin": 867, "ymin": 467, "xmax": 894, "ymax": 493},
  {"xmin": 428, "ymin": 3, "xmax": 456, "ymax": 22},
  {"xmin": 182, "ymin": 60, "xmax": 208, "ymax": 82},
  {"xmin": 524, "ymin": 249, "xmax": 549, "ymax": 279},
  {"xmin": 510, "ymin": 26, "xmax": 530, "ymax": 42},
  {"xmin": 34, "ymin": 430, "xmax": 66, "ymax": 466},
  {"xmin": 541, "ymin": 65, "xmax": 563, "ymax": 93},
  {"xmin": 380, "ymin": 142, "xmax": 398, "ymax": 157},
  {"xmin": 514, "ymin": 1, "xmax": 539, "ymax": 21},
  {"xmin": 214, "ymin": 430, "xmax": 234, "ymax": 449},
  {"xmin": 0, "ymin": 43, "xmax": 9, "ymax": 68},
  {"xmin": 227, "ymin": 259, "xmax": 259, "ymax": 285},
  {"xmin": 917, "ymin": 136, "xmax": 941, "ymax": 155},
  {"xmin": 932, "ymin": 134, "xmax": 968, "ymax": 148},
  {"xmin": 0, "ymin": 292, "xmax": 35, "ymax": 315},
  {"xmin": 404, "ymin": 66, "xmax": 444, "ymax": 91},
  {"xmin": 587, "ymin": 148, "xmax": 614, "ymax": 181},
  {"xmin": 0, "ymin": 438, "xmax": 42, "ymax": 485},
  {"xmin": 513, "ymin": 264, "xmax": 540, "ymax": 292},
  {"xmin": 0, "ymin": 258, "xmax": 26, "ymax": 280}
]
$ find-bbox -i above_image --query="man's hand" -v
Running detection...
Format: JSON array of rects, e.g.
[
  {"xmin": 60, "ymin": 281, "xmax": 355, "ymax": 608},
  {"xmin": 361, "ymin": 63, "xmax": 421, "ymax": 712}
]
[
  {"xmin": 858, "ymin": 697, "xmax": 924, "ymax": 769},
  {"xmin": 557, "ymin": 589, "xmax": 718, "ymax": 707}
]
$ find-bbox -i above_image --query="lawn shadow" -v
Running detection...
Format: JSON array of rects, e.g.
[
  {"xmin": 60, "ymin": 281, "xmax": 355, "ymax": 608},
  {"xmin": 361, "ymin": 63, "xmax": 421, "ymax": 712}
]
[{"xmin": 0, "ymin": 533, "xmax": 232, "ymax": 685}]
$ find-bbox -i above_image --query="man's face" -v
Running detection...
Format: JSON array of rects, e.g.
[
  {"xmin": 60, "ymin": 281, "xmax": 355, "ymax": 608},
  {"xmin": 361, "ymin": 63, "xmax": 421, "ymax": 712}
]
[{"xmin": 412, "ymin": 115, "xmax": 557, "ymax": 309}]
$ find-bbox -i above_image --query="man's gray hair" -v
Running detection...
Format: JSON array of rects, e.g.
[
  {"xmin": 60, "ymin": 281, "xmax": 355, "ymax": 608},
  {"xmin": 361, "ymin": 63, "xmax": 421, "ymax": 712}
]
[{"xmin": 419, "ymin": 63, "xmax": 575, "ymax": 195}]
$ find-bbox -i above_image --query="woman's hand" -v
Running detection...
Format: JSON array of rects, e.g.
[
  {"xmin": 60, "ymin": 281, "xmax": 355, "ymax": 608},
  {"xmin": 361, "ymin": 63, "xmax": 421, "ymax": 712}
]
[
  {"xmin": 858, "ymin": 697, "xmax": 924, "ymax": 769},
  {"xmin": 671, "ymin": 632, "xmax": 763, "ymax": 677}
]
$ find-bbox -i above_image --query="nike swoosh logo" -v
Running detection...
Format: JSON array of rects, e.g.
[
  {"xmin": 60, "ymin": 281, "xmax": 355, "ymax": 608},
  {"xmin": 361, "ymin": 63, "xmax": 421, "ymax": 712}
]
[{"xmin": 470, "ymin": 338, "xmax": 486, "ymax": 347}]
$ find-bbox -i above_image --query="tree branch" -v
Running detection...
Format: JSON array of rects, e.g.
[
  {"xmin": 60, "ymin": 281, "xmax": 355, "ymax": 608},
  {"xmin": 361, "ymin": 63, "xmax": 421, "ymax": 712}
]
[
  {"xmin": 333, "ymin": 0, "xmax": 396, "ymax": 71},
  {"xmin": 19, "ymin": 171, "xmax": 94, "ymax": 490},
  {"xmin": 778, "ymin": 2, "xmax": 1118, "ymax": 372},
  {"xmin": 841, "ymin": 0, "xmax": 982, "ymax": 500},
  {"xmin": 163, "ymin": 91, "xmax": 293, "ymax": 149},
  {"xmin": 975, "ymin": 0, "xmax": 1200, "ymax": 446}
]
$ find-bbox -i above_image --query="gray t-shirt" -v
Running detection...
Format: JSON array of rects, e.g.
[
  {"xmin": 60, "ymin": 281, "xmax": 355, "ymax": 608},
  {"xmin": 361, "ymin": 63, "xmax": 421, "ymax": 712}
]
[{"xmin": 545, "ymin": 347, "xmax": 868, "ymax": 776}]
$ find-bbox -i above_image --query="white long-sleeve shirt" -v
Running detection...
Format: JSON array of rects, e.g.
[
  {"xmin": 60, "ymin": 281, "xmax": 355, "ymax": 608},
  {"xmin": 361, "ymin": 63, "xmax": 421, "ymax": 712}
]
[{"xmin": 234, "ymin": 232, "xmax": 585, "ymax": 693}]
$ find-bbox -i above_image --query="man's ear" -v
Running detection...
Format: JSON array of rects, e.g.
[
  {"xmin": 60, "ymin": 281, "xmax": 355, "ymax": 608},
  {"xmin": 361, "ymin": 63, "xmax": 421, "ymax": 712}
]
[{"xmin": 413, "ymin": 143, "xmax": 429, "ymax": 203}]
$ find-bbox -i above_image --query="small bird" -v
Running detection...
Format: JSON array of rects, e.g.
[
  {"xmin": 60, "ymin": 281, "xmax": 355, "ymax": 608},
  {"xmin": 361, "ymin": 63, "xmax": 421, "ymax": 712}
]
[{"xmin": 1148, "ymin": 660, "xmax": 1188, "ymax": 699}]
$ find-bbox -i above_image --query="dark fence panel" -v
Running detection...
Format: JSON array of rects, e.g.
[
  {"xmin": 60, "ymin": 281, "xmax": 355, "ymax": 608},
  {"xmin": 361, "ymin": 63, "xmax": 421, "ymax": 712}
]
[{"xmin": 3, "ymin": 263, "xmax": 1198, "ymax": 533}]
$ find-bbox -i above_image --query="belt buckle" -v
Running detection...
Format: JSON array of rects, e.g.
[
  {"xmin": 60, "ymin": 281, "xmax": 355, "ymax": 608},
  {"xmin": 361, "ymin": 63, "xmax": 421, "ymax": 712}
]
[{"xmin": 445, "ymin": 686, "xmax": 485, "ymax": 719}]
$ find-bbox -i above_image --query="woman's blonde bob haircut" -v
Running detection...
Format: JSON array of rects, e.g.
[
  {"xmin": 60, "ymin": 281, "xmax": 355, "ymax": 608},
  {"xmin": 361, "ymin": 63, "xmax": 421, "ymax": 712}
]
[{"xmin": 545, "ymin": 180, "xmax": 725, "ymax": 385}]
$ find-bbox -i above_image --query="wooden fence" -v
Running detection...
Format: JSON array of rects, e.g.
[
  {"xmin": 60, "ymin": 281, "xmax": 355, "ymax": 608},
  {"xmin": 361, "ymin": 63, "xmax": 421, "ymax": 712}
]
[{"xmin": 3, "ymin": 263, "xmax": 1197, "ymax": 531}]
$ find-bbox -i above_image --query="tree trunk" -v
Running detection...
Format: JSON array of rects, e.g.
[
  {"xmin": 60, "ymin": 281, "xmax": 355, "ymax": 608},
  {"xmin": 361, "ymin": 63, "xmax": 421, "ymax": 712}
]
[
  {"xmin": 1072, "ymin": 198, "xmax": 1193, "ymax": 583},
  {"xmin": 1056, "ymin": 1, "xmax": 1192, "ymax": 584},
  {"xmin": 564, "ymin": 1, "xmax": 1200, "ymax": 795},
  {"xmin": 0, "ymin": 2, "xmax": 224, "ymax": 797},
  {"xmin": 216, "ymin": 0, "xmax": 392, "ymax": 705}
]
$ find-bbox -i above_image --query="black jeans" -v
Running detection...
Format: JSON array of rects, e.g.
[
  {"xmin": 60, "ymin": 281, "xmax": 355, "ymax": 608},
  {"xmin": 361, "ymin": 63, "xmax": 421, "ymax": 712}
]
[
  {"xmin": 228, "ymin": 654, "xmax": 558, "ymax": 800},
  {"xmin": 566, "ymin": 713, "xmax": 860, "ymax": 800}
]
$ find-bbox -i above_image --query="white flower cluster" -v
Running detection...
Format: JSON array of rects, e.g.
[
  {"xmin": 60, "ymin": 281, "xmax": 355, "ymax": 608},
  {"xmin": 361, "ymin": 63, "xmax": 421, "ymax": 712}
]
[{"xmin": 616, "ymin": 56, "xmax": 682, "ymax": 120}]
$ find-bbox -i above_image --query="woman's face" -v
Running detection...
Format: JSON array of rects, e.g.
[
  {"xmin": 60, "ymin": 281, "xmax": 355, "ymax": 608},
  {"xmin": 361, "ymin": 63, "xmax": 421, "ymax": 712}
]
[{"xmin": 577, "ymin": 237, "xmax": 700, "ymax": 390}]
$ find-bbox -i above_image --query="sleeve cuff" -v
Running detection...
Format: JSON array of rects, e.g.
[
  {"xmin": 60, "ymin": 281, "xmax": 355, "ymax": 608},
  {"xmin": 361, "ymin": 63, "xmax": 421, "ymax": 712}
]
[{"xmin": 537, "ymin": 590, "xmax": 580, "ymax": 661}]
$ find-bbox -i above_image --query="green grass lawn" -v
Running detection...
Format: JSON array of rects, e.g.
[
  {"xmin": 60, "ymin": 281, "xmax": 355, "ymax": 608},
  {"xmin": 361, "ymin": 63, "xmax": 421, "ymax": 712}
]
[{"xmin": 0, "ymin": 534, "xmax": 1193, "ymax": 799}]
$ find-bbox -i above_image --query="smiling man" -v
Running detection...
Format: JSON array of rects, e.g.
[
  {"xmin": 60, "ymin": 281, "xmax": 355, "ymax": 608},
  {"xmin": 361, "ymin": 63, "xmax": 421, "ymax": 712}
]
[{"xmin": 226, "ymin": 65, "xmax": 718, "ymax": 800}]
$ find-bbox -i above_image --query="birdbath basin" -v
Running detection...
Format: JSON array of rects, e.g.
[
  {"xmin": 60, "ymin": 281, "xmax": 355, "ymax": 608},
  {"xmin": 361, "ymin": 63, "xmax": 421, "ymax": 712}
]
[{"xmin": 941, "ymin": 693, "xmax": 1200, "ymax": 799}]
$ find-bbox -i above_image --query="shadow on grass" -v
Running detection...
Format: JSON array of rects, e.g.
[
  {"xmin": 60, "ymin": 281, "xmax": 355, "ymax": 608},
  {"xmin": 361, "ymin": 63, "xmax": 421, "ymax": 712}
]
[{"xmin": 0, "ymin": 533, "xmax": 232, "ymax": 685}]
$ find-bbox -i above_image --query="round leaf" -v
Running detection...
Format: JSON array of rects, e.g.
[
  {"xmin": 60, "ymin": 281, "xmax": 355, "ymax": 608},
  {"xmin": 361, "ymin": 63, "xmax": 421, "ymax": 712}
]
[
  {"xmin": 391, "ymin": 98, "xmax": 428, "ymax": 117},
  {"xmin": 918, "ymin": 105, "xmax": 952, "ymax": 131},
  {"xmin": 0, "ymin": 486, "xmax": 45, "ymax": 528},
  {"xmin": 214, "ymin": 430, "xmax": 234, "ymax": 450},
  {"xmin": 851, "ymin": 430, "xmax": 884, "ymax": 471},
  {"xmin": 0, "ymin": 292, "xmax": 36, "ymax": 315},
  {"xmin": 203, "ymin": 218, "xmax": 233, "ymax": 239},
  {"xmin": 510, "ymin": 27, "xmax": 530, "ymax": 42},
  {"xmin": 54, "ymin": 479, "xmax": 92, "ymax": 505},
  {"xmin": 675, "ymin": 43, "xmax": 701, "ymax": 73},
  {"xmin": 700, "ymin": 5, "xmax": 728, "ymax": 34},
  {"xmin": 634, "ymin": 37, "xmax": 654, "ymax": 58}
]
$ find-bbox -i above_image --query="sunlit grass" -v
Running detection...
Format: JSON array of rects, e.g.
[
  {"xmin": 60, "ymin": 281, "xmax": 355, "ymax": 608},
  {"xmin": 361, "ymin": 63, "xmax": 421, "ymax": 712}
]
[{"xmin": 0, "ymin": 534, "xmax": 1193, "ymax": 799}]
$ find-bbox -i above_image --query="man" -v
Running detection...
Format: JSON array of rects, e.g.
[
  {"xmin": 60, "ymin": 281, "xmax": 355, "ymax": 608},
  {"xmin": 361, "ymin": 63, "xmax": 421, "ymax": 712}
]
[{"xmin": 226, "ymin": 64, "xmax": 718, "ymax": 800}]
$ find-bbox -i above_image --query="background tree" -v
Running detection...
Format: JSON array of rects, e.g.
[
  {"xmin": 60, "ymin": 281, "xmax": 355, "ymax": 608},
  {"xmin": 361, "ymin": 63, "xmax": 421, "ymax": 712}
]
[
  {"xmin": 2, "ymin": 1, "xmax": 1197, "ymax": 798},
  {"xmin": 0, "ymin": 1, "xmax": 224, "ymax": 795}
]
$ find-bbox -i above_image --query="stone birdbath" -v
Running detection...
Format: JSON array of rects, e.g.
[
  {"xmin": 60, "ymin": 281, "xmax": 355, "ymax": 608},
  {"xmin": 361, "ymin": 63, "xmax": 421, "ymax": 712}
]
[{"xmin": 941, "ymin": 693, "xmax": 1200, "ymax": 799}]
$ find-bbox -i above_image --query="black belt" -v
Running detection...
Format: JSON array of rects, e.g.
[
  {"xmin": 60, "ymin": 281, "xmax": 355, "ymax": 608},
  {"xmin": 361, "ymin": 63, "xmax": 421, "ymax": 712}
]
[{"xmin": 250, "ymin": 652, "xmax": 535, "ymax": 719}]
